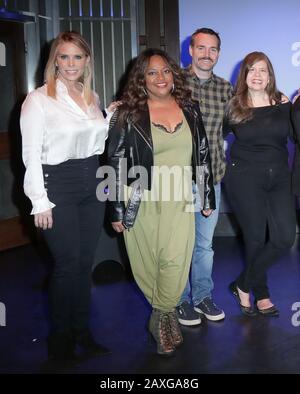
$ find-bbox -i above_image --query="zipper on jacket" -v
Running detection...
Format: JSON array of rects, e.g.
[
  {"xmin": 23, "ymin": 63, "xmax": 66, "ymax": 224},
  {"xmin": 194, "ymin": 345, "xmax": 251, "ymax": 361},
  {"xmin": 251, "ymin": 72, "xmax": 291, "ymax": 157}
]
[
  {"xmin": 131, "ymin": 123, "xmax": 153, "ymax": 150},
  {"xmin": 193, "ymin": 117, "xmax": 199, "ymax": 168},
  {"xmin": 130, "ymin": 146, "xmax": 135, "ymax": 177}
]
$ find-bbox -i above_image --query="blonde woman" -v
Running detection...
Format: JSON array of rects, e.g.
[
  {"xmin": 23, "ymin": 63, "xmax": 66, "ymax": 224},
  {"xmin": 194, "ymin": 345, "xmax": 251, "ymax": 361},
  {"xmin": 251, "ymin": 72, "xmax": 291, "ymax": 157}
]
[{"xmin": 20, "ymin": 31, "xmax": 117, "ymax": 361}]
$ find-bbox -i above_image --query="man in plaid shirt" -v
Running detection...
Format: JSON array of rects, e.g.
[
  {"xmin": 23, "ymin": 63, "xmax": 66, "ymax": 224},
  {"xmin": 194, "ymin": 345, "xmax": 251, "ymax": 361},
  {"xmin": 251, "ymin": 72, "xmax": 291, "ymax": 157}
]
[{"xmin": 177, "ymin": 28, "xmax": 233, "ymax": 325}]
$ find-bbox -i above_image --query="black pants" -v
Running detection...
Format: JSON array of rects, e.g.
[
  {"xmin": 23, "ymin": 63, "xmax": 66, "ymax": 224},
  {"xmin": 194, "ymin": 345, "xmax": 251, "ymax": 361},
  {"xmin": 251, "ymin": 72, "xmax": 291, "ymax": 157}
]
[
  {"xmin": 42, "ymin": 156, "xmax": 104, "ymax": 334},
  {"xmin": 225, "ymin": 161, "xmax": 296, "ymax": 300}
]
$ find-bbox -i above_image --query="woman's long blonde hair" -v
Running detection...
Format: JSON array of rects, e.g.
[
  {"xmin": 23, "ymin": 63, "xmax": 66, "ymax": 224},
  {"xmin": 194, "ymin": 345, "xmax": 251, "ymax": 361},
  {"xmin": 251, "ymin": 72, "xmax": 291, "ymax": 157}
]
[{"xmin": 44, "ymin": 31, "xmax": 94, "ymax": 104}]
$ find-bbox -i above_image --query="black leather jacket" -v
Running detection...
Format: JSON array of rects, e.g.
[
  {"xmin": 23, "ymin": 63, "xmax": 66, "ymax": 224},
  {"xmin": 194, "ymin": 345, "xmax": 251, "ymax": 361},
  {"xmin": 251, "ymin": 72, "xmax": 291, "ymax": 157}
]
[{"xmin": 107, "ymin": 102, "xmax": 215, "ymax": 228}]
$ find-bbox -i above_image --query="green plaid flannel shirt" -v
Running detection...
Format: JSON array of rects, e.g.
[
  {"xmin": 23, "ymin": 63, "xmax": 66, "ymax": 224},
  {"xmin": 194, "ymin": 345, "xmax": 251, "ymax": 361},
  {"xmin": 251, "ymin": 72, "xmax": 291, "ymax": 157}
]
[{"xmin": 184, "ymin": 66, "xmax": 233, "ymax": 184}]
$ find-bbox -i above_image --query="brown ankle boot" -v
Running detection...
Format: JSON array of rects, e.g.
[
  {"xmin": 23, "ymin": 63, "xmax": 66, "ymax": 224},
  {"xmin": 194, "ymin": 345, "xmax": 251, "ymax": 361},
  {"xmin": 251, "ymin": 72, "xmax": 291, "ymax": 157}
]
[
  {"xmin": 149, "ymin": 309, "xmax": 175, "ymax": 356},
  {"xmin": 168, "ymin": 310, "xmax": 183, "ymax": 347}
]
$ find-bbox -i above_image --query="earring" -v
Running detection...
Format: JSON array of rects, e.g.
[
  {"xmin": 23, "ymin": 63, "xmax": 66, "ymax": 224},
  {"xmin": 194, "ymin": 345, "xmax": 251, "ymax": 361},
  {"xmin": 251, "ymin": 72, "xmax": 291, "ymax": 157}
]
[
  {"xmin": 84, "ymin": 66, "xmax": 90, "ymax": 79},
  {"xmin": 142, "ymin": 87, "xmax": 148, "ymax": 96},
  {"xmin": 171, "ymin": 83, "xmax": 175, "ymax": 93}
]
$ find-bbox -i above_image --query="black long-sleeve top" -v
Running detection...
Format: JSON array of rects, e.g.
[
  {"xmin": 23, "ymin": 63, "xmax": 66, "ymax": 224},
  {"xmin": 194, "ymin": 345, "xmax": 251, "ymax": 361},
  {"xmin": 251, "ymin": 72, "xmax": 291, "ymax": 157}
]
[{"xmin": 224, "ymin": 102, "xmax": 293, "ymax": 167}]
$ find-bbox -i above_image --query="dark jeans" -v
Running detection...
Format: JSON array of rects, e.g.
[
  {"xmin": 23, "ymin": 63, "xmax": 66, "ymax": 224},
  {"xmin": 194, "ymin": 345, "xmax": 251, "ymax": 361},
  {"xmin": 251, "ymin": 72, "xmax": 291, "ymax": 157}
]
[
  {"xmin": 225, "ymin": 161, "xmax": 296, "ymax": 300},
  {"xmin": 42, "ymin": 156, "xmax": 104, "ymax": 334}
]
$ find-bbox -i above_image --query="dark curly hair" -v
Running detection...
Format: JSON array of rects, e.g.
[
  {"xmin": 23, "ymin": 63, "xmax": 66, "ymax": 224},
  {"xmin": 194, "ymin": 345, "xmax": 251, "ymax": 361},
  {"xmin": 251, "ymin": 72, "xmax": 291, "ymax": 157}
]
[{"xmin": 119, "ymin": 48, "xmax": 191, "ymax": 122}]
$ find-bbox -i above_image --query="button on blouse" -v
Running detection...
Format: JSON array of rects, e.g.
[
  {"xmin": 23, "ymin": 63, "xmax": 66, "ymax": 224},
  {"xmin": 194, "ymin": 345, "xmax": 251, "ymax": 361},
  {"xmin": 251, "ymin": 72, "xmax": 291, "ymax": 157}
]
[{"xmin": 20, "ymin": 79, "xmax": 110, "ymax": 214}]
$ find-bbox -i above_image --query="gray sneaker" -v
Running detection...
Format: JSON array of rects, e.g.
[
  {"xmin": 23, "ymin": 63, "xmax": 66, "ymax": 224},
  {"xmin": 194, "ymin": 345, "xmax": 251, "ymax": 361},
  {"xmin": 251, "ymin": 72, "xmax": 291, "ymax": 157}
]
[
  {"xmin": 194, "ymin": 297, "xmax": 225, "ymax": 321},
  {"xmin": 176, "ymin": 302, "xmax": 201, "ymax": 326}
]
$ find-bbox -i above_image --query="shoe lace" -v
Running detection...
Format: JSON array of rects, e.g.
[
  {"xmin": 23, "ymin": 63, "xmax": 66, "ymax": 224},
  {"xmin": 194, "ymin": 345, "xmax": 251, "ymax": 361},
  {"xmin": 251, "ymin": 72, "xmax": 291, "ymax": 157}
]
[
  {"xmin": 168, "ymin": 311, "xmax": 178, "ymax": 325},
  {"xmin": 168, "ymin": 311, "xmax": 182, "ymax": 342},
  {"xmin": 159, "ymin": 313, "xmax": 172, "ymax": 344},
  {"xmin": 203, "ymin": 298, "xmax": 218, "ymax": 312}
]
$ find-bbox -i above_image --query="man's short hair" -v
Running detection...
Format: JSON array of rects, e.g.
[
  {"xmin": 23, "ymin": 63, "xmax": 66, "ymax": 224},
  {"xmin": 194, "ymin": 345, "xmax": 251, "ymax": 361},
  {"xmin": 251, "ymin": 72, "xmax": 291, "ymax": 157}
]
[{"xmin": 190, "ymin": 28, "xmax": 221, "ymax": 50}]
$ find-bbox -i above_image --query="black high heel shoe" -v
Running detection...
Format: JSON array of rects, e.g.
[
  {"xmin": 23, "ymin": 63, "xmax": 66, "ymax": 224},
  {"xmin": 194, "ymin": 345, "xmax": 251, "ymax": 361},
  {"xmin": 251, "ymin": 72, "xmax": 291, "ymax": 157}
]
[
  {"xmin": 74, "ymin": 330, "xmax": 111, "ymax": 356},
  {"xmin": 229, "ymin": 282, "xmax": 257, "ymax": 317},
  {"xmin": 255, "ymin": 300, "xmax": 279, "ymax": 317},
  {"xmin": 47, "ymin": 331, "xmax": 76, "ymax": 361}
]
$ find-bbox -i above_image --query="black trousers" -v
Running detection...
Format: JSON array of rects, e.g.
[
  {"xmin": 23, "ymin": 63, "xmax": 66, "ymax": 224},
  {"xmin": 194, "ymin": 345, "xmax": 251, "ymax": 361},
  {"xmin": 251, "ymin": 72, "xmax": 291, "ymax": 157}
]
[
  {"xmin": 225, "ymin": 161, "xmax": 296, "ymax": 300},
  {"xmin": 42, "ymin": 156, "xmax": 104, "ymax": 334}
]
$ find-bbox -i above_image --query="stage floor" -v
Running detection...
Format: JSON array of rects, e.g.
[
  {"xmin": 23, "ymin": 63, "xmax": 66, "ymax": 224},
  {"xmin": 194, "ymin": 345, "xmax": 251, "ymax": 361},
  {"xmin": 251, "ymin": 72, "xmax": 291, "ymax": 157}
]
[{"xmin": 1, "ymin": 236, "xmax": 300, "ymax": 374}]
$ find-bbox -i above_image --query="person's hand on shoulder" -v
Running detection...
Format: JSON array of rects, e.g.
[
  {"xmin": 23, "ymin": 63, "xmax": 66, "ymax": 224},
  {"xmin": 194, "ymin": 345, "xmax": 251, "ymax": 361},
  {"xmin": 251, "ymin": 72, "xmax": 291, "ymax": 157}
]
[
  {"xmin": 281, "ymin": 94, "xmax": 290, "ymax": 104},
  {"xmin": 107, "ymin": 100, "xmax": 123, "ymax": 113},
  {"xmin": 293, "ymin": 89, "xmax": 300, "ymax": 104}
]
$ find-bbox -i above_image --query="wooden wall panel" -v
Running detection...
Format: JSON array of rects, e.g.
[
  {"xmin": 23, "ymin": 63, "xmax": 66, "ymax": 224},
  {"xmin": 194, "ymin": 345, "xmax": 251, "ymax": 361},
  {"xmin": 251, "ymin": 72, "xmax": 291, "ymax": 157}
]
[
  {"xmin": 0, "ymin": 133, "xmax": 10, "ymax": 160},
  {"xmin": 145, "ymin": 0, "xmax": 161, "ymax": 49},
  {"xmin": 163, "ymin": 0, "xmax": 180, "ymax": 63},
  {"xmin": 0, "ymin": 217, "xmax": 31, "ymax": 251}
]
